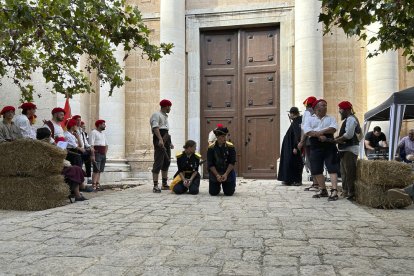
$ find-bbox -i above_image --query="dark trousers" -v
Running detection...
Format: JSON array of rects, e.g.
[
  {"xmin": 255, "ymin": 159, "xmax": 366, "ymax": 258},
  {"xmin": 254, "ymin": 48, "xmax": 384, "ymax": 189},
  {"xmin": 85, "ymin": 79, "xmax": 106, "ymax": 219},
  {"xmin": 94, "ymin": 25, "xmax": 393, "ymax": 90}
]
[
  {"xmin": 173, "ymin": 177, "xmax": 200, "ymax": 195},
  {"xmin": 209, "ymin": 171, "xmax": 236, "ymax": 196},
  {"xmin": 81, "ymin": 150, "xmax": 92, "ymax": 177},
  {"xmin": 152, "ymin": 145, "xmax": 171, "ymax": 174},
  {"xmin": 340, "ymin": 151, "xmax": 357, "ymax": 196}
]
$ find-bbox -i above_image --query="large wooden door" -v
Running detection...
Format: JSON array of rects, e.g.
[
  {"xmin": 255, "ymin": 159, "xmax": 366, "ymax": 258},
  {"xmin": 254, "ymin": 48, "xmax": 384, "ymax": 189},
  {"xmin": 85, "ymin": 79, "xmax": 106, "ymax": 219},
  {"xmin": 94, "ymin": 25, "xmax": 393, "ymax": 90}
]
[{"xmin": 200, "ymin": 27, "xmax": 280, "ymax": 179}]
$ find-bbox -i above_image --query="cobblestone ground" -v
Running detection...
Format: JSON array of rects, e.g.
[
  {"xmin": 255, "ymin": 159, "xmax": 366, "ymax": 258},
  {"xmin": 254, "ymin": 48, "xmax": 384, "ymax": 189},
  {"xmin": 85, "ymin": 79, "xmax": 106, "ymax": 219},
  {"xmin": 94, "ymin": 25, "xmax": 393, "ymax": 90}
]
[{"xmin": 1, "ymin": 179, "xmax": 414, "ymax": 276}]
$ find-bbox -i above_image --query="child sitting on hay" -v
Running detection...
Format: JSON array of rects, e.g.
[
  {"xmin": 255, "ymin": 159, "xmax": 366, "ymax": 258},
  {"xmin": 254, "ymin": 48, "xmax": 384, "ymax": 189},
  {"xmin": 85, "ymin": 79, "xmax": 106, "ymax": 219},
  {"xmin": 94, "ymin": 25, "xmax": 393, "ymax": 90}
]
[{"xmin": 37, "ymin": 127, "xmax": 88, "ymax": 202}]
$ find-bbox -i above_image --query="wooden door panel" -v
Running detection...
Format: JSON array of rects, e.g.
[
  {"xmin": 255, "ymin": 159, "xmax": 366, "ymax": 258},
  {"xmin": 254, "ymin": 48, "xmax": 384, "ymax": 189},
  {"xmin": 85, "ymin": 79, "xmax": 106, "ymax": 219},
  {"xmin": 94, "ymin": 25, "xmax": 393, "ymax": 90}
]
[
  {"xmin": 204, "ymin": 76, "xmax": 235, "ymax": 109},
  {"xmin": 245, "ymin": 73, "xmax": 276, "ymax": 108},
  {"xmin": 203, "ymin": 34, "xmax": 237, "ymax": 68},
  {"xmin": 244, "ymin": 116, "xmax": 277, "ymax": 178},
  {"xmin": 245, "ymin": 29, "xmax": 278, "ymax": 66}
]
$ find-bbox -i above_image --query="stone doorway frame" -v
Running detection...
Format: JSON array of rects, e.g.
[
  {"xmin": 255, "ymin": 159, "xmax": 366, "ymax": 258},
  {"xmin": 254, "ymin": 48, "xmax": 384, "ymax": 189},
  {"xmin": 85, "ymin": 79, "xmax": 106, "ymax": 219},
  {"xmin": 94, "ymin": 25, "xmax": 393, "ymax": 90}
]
[{"xmin": 186, "ymin": 4, "xmax": 295, "ymax": 149}]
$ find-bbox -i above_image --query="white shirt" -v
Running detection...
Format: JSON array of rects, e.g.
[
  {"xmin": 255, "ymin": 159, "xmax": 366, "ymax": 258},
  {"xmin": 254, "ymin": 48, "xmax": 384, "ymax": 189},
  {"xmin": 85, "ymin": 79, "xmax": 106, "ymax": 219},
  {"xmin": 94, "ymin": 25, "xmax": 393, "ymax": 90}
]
[
  {"xmin": 44, "ymin": 120, "xmax": 64, "ymax": 138},
  {"xmin": 301, "ymin": 109, "xmax": 312, "ymax": 130},
  {"xmin": 80, "ymin": 130, "xmax": 90, "ymax": 148},
  {"xmin": 64, "ymin": 131, "xmax": 78, "ymax": 149},
  {"xmin": 150, "ymin": 111, "xmax": 169, "ymax": 130},
  {"xmin": 90, "ymin": 129, "xmax": 107, "ymax": 146},
  {"xmin": 13, "ymin": 114, "xmax": 36, "ymax": 139},
  {"xmin": 303, "ymin": 114, "xmax": 337, "ymax": 134}
]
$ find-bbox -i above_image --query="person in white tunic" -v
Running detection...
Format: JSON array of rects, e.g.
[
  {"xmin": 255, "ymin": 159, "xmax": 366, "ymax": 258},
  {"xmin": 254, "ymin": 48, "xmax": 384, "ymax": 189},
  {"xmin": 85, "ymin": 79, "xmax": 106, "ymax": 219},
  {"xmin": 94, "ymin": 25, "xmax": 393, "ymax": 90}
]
[
  {"xmin": 13, "ymin": 102, "xmax": 37, "ymax": 139},
  {"xmin": 90, "ymin": 119, "xmax": 108, "ymax": 191}
]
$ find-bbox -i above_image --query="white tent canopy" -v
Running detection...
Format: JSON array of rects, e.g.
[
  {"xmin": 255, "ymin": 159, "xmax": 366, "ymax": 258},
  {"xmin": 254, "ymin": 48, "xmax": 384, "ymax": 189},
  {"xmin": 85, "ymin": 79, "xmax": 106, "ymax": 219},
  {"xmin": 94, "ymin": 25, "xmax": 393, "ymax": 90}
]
[{"xmin": 360, "ymin": 87, "xmax": 414, "ymax": 160}]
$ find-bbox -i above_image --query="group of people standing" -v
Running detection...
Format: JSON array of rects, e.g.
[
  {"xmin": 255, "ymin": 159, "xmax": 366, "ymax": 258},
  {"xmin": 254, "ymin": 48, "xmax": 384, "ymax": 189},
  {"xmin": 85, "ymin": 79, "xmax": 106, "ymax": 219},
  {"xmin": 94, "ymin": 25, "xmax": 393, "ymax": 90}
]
[
  {"xmin": 278, "ymin": 96, "xmax": 362, "ymax": 201},
  {"xmin": 0, "ymin": 103, "xmax": 108, "ymax": 202},
  {"xmin": 150, "ymin": 99, "xmax": 237, "ymax": 196}
]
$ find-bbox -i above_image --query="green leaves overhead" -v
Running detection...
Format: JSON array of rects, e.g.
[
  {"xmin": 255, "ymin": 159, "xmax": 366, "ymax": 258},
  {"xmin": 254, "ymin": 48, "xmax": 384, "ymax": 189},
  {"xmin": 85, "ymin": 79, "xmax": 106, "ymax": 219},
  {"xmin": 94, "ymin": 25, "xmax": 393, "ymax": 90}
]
[
  {"xmin": 0, "ymin": 0, "xmax": 173, "ymax": 101},
  {"xmin": 319, "ymin": 0, "xmax": 414, "ymax": 70}
]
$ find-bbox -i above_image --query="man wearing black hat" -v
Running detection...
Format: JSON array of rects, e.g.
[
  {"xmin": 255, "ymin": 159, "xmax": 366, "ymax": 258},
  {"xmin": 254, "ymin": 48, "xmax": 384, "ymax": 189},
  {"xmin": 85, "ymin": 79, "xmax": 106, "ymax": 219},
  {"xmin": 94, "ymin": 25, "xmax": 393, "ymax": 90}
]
[
  {"xmin": 277, "ymin": 107, "xmax": 303, "ymax": 185},
  {"xmin": 207, "ymin": 127, "xmax": 237, "ymax": 196}
]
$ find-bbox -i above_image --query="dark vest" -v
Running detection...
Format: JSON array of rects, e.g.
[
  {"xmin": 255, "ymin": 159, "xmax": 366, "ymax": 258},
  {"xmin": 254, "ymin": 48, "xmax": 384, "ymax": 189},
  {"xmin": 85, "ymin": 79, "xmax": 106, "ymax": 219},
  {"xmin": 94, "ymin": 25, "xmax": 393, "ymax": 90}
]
[{"xmin": 338, "ymin": 116, "xmax": 360, "ymax": 150}]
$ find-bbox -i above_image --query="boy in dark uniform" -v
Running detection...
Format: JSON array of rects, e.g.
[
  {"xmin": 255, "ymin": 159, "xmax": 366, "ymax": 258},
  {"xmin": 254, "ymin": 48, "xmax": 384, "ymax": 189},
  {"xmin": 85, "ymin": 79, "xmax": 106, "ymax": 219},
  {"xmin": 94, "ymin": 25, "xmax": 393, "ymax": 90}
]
[
  {"xmin": 207, "ymin": 127, "xmax": 237, "ymax": 196},
  {"xmin": 172, "ymin": 140, "xmax": 201, "ymax": 195}
]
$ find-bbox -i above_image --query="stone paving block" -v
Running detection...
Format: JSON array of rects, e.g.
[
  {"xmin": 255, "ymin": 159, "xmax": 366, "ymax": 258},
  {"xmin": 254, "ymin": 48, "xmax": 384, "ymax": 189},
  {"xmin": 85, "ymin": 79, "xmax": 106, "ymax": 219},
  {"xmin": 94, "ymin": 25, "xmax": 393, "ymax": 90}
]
[
  {"xmin": 164, "ymin": 253, "xmax": 210, "ymax": 266},
  {"xmin": 282, "ymin": 230, "xmax": 307, "ymax": 240},
  {"xmin": 254, "ymin": 229, "xmax": 283, "ymax": 238},
  {"xmin": 264, "ymin": 238, "xmax": 309, "ymax": 247},
  {"xmin": 337, "ymin": 267, "xmax": 388, "ymax": 276},
  {"xmin": 263, "ymin": 255, "xmax": 298, "ymax": 266},
  {"xmin": 221, "ymin": 260, "xmax": 261, "ymax": 276},
  {"xmin": 263, "ymin": 266, "xmax": 299, "ymax": 276},
  {"xmin": 383, "ymin": 246, "xmax": 414, "ymax": 258},
  {"xmin": 299, "ymin": 255, "xmax": 321, "ymax": 265},
  {"xmin": 373, "ymin": 258, "xmax": 414, "ymax": 275},
  {"xmin": 212, "ymin": 248, "xmax": 243, "ymax": 260},
  {"xmin": 231, "ymin": 237, "xmax": 264, "ymax": 250},
  {"xmin": 299, "ymin": 265, "xmax": 336, "ymax": 275},
  {"xmin": 80, "ymin": 264, "xmax": 130, "ymax": 276},
  {"xmin": 242, "ymin": 250, "xmax": 262, "ymax": 263},
  {"xmin": 181, "ymin": 266, "xmax": 220, "ymax": 276},
  {"xmin": 199, "ymin": 230, "xmax": 227, "ymax": 238}
]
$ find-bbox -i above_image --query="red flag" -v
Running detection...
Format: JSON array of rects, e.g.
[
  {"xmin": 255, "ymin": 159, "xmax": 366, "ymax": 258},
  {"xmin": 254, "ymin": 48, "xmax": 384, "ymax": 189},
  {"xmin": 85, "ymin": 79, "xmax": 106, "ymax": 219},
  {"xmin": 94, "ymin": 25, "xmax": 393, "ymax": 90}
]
[{"xmin": 61, "ymin": 97, "xmax": 72, "ymax": 128}]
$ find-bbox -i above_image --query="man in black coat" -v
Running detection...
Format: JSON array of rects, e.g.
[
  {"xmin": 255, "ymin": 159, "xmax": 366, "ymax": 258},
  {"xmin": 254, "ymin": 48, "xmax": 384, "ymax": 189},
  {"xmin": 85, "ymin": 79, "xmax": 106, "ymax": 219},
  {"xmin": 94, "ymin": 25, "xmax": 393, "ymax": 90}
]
[{"xmin": 277, "ymin": 107, "xmax": 303, "ymax": 186}]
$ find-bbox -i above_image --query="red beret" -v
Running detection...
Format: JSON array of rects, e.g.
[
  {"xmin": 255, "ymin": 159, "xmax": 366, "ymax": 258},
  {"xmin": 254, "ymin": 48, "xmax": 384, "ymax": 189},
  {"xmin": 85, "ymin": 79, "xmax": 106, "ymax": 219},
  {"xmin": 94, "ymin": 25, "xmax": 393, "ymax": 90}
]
[
  {"xmin": 95, "ymin": 119, "xmax": 105, "ymax": 128},
  {"xmin": 0, "ymin": 106, "xmax": 16, "ymax": 115},
  {"xmin": 19, "ymin": 102, "xmax": 37, "ymax": 110},
  {"xmin": 72, "ymin": 115, "xmax": 81, "ymax": 120},
  {"xmin": 338, "ymin": 101, "xmax": 353, "ymax": 110},
  {"xmin": 159, "ymin": 99, "xmax": 172, "ymax": 107},
  {"xmin": 312, "ymin": 99, "xmax": 327, "ymax": 109},
  {"xmin": 51, "ymin": 107, "xmax": 65, "ymax": 115},
  {"xmin": 80, "ymin": 121, "xmax": 85, "ymax": 126},
  {"xmin": 66, "ymin": 119, "xmax": 77, "ymax": 129},
  {"xmin": 216, "ymin": 123, "xmax": 224, "ymax": 128},
  {"xmin": 303, "ymin": 96, "xmax": 317, "ymax": 107}
]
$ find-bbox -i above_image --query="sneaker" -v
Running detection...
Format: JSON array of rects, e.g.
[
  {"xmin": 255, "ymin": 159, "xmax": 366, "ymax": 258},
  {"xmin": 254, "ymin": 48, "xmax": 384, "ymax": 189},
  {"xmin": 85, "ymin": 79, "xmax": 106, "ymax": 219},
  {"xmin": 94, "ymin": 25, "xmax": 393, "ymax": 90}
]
[{"xmin": 386, "ymin": 189, "xmax": 412, "ymax": 208}]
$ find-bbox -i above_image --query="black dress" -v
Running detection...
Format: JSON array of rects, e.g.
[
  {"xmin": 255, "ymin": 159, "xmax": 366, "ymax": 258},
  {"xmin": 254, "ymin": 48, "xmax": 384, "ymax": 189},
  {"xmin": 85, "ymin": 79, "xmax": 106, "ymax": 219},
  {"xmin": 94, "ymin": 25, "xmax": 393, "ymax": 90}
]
[{"xmin": 277, "ymin": 116, "xmax": 303, "ymax": 184}]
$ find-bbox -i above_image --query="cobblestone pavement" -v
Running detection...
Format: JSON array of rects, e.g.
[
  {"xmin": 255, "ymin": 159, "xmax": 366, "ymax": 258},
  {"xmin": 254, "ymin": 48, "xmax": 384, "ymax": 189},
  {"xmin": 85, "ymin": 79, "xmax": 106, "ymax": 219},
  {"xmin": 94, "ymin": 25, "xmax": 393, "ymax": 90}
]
[{"xmin": 1, "ymin": 179, "xmax": 414, "ymax": 276}]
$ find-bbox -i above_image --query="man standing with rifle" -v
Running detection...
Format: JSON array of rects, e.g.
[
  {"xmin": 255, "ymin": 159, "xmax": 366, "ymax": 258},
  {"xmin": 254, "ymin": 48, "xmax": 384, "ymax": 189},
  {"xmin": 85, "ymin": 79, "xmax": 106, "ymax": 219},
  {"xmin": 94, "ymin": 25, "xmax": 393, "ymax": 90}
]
[{"xmin": 150, "ymin": 99, "xmax": 174, "ymax": 193}]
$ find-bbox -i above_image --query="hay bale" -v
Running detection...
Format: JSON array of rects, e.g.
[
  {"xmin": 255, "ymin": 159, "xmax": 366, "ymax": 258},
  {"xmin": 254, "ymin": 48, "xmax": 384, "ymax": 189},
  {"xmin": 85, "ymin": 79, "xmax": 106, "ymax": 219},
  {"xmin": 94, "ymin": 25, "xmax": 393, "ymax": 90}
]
[
  {"xmin": 357, "ymin": 159, "xmax": 414, "ymax": 187},
  {"xmin": 0, "ymin": 139, "xmax": 66, "ymax": 177},
  {"xmin": 355, "ymin": 180, "xmax": 391, "ymax": 208},
  {"xmin": 0, "ymin": 175, "xmax": 69, "ymax": 211}
]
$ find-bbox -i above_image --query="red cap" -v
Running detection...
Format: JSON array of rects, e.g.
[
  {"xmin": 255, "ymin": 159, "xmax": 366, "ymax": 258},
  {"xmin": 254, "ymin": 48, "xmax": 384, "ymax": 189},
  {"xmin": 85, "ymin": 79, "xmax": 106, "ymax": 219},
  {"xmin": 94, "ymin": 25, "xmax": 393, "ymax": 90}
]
[
  {"xmin": 66, "ymin": 119, "xmax": 77, "ymax": 129},
  {"xmin": 159, "ymin": 99, "xmax": 172, "ymax": 107},
  {"xmin": 72, "ymin": 115, "xmax": 81, "ymax": 120},
  {"xmin": 312, "ymin": 99, "xmax": 327, "ymax": 109},
  {"xmin": 303, "ymin": 96, "xmax": 317, "ymax": 107},
  {"xmin": 216, "ymin": 123, "xmax": 224, "ymax": 128},
  {"xmin": 0, "ymin": 106, "xmax": 15, "ymax": 115},
  {"xmin": 95, "ymin": 119, "xmax": 105, "ymax": 128},
  {"xmin": 19, "ymin": 102, "xmax": 37, "ymax": 110},
  {"xmin": 80, "ymin": 121, "xmax": 85, "ymax": 126},
  {"xmin": 338, "ymin": 101, "xmax": 353, "ymax": 110},
  {"xmin": 51, "ymin": 107, "xmax": 65, "ymax": 115}
]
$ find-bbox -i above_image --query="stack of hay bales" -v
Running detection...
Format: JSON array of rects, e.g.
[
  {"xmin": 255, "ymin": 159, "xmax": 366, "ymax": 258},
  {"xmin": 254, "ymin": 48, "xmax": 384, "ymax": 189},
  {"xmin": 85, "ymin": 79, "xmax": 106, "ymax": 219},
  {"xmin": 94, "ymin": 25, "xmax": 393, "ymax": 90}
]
[
  {"xmin": 356, "ymin": 159, "xmax": 414, "ymax": 208},
  {"xmin": 0, "ymin": 139, "xmax": 69, "ymax": 211}
]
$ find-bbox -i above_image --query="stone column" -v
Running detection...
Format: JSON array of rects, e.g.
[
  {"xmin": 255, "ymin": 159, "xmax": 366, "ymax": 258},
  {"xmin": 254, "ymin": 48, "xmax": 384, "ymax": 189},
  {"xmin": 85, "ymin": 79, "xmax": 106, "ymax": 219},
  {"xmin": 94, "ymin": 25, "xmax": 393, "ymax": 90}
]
[
  {"xmin": 294, "ymin": 0, "xmax": 324, "ymax": 106},
  {"xmin": 160, "ymin": 0, "xmax": 186, "ymax": 152},
  {"xmin": 366, "ymin": 22, "xmax": 398, "ymax": 142},
  {"xmin": 366, "ymin": 23, "xmax": 398, "ymax": 109},
  {"xmin": 99, "ymin": 46, "xmax": 126, "ymax": 160}
]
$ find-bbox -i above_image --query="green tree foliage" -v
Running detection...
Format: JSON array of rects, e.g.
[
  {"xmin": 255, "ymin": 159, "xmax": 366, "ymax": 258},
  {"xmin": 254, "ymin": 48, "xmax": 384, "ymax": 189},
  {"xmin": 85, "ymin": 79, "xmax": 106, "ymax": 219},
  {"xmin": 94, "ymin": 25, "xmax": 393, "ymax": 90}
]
[
  {"xmin": 0, "ymin": 0, "xmax": 173, "ymax": 101},
  {"xmin": 319, "ymin": 0, "xmax": 414, "ymax": 70}
]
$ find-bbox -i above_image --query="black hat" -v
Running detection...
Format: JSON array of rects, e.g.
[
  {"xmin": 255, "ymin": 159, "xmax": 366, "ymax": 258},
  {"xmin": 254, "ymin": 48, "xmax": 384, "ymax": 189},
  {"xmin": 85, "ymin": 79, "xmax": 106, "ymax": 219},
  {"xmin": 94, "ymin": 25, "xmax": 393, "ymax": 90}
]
[
  {"xmin": 288, "ymin": 107, "xmax": 300, "ymax": 114},
  {"xmin": 214, "ymin": 127, "xmax": 229, "ymax": 136}
]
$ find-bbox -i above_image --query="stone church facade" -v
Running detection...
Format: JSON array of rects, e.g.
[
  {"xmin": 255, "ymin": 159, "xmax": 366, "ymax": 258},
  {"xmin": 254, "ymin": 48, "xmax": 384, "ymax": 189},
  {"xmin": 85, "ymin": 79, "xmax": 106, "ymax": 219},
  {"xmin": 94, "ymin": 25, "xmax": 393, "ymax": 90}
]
[{"xmin": 1, "ymin": 0, "xmax": 414, "ymax": 179}]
